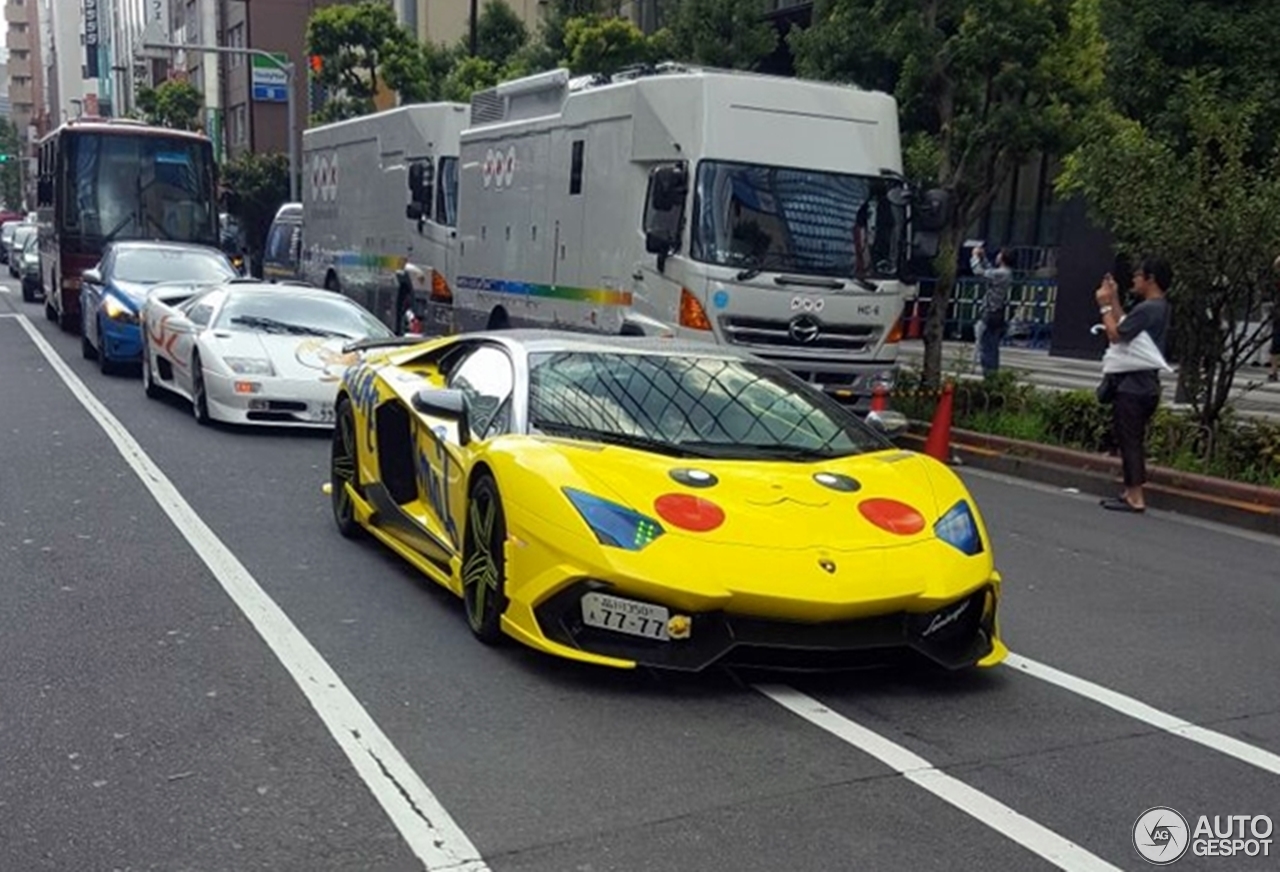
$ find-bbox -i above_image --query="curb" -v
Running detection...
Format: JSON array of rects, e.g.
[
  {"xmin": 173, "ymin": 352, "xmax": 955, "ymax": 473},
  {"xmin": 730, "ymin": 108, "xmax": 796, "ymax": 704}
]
[{"xmin": 898, "ymin": 429, "xmax": 1280, "ymax": 538}]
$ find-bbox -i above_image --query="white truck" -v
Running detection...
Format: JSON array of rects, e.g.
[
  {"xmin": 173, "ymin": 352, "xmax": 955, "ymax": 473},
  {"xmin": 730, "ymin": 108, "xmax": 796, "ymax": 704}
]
[
  {"xmin": 300, "ymin": 102, "xmax": 470, "ymax": 332},
  {"xmin": 434, "ymin": 64, "xmax": 943, "ymax": 408}
]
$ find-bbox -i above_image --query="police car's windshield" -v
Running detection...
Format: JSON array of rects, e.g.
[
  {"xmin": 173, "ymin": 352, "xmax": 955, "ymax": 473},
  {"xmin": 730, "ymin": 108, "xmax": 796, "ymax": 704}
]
[{"xmin": 526, "ymin": 351, "xmax": 887, "ymax": 459}]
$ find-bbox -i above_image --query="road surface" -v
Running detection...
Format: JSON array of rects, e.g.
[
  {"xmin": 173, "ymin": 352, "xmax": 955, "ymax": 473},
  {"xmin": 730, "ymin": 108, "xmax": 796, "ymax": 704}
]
[{"xmin": 2, "ymin": 279, "xmax": 1278, "ymax": 871}]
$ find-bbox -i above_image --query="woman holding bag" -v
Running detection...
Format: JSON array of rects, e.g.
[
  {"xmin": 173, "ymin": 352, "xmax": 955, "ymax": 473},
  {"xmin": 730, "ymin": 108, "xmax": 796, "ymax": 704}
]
[{"xmin": 1094, "ymin": 258, "xmax": 1172, "ymax": 513}]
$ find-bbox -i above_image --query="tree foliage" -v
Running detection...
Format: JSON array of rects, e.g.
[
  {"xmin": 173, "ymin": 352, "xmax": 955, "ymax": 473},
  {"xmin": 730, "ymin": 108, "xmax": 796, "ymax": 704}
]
[
  {"xmin": 1059, "ymin": 80, "xmax": 1280, "ymax": 428},
  {"xmin": 137, "ymin": 79, "xmax": 205, "ymax": 131},
  {"xmin": 472, "ymin": 0, "xmax": 529, "ymax": 68},
  {"xmin": 307, "ymin": 0, "xmax": 423, "ymax": 122},
  {"xmin": 1099, "ymin": 0, "xmax": 1280, "ymax": 163},
  {"xmin": 221, "ymin": 151, "xmax": 290, "ymax": 277},
  {"xmin": 667, "ymin": 0, "xmax": 777, "ymax": 70},
  {"xmin": 563, "ymin": 15, "xmax": 660, "ymax": 76},
  {"xmin": 790, "ymin": 0, "xmax": 1101, "ymax": 388}
]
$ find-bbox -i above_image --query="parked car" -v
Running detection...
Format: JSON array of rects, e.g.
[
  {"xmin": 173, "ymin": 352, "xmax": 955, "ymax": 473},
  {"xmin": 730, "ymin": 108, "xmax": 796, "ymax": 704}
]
[
  {"xmin": 19, "ymin": 233, "xmax": 42, "ymax": 302},
  {"xmin": 262, "ymin": 202, "xmax": 303, "ymax": 283},
  {"xmin": 80, "ymin": 241, "xmax": 239, "ymax": 373},
  {"xmin": 7, "ymin": 224, "xmax": 35, "ymax": 276}
]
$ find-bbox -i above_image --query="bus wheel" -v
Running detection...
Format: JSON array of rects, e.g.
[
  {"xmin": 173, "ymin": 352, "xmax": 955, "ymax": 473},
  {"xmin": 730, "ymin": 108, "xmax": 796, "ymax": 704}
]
[{"xmin": 45, "ymin": 299, "xmax": 57, "ymax": 323}]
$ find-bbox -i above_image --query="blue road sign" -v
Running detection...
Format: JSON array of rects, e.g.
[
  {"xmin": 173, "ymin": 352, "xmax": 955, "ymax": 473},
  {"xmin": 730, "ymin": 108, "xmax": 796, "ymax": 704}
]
[{"xmin": 252, "ymin": 84, "xmax": 288, "ymax": 102}]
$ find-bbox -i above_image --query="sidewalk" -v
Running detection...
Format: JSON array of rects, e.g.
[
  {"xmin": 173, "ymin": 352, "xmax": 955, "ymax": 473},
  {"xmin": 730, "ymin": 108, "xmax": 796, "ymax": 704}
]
[{"xmin": 895, "ymin": 339, "xmax": 1280, "ymax": 423}]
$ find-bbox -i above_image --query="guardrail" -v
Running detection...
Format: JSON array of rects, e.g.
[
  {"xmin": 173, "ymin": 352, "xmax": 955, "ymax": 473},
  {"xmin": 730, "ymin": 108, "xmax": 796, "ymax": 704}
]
[{"xmin": 905, "ymin": 276, "xmax": 1058, "ymax": 349}]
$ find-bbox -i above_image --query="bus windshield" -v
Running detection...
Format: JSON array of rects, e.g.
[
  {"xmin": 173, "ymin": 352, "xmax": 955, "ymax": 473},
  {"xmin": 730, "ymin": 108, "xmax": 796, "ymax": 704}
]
[
  {"xmin": 691, "ymin": 160, "xmax": 906, "ymax": 280},
  {"xmin": 61, "ymin": 133, "xmax": 217, "ymax": 246}
]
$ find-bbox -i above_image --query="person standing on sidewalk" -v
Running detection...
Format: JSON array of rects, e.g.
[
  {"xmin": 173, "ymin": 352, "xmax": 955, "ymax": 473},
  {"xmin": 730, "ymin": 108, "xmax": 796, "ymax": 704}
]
[
  {"xmin": 970, "ymin": 245, "xmax": 1012, "ymax": 377},
  {"xmin": 1095, "ymin": 258, "xmax": 1172, "ymax": 513}
]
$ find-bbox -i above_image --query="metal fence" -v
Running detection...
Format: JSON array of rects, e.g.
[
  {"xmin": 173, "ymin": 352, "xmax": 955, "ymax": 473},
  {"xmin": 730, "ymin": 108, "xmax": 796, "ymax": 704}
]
[{"xmin": 905, "ymin": 276, "xmax": 1059, "ymax": 349}]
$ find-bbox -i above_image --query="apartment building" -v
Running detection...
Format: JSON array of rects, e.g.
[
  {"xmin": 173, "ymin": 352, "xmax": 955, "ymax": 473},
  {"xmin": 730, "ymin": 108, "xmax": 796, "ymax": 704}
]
[{"xmin": 4, "ymin": 0, "xmax": 45, "ymax": 138}]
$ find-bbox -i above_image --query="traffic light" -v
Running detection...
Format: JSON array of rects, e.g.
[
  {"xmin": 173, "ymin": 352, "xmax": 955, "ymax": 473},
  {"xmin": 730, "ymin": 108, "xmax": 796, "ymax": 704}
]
[
  {"xmin": 0, "ymin": 154, "xmax": 11, "ymax": 163},
  {"xmin": 309, "ymin": 55, "xmax": 323, "ymax": 74}
]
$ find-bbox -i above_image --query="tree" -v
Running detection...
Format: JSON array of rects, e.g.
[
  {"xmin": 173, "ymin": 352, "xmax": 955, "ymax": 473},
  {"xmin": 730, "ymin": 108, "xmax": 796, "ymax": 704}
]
[
  {"xmin": 789, "ymin": 0, "xmax": 1102, "ymax": 388},
  {"xmin": 562, "ymin": 15, "xmax": 657, "ymax": 76},
  {"xmin": 667, "ymin": 0, "xmax": 777, "ymax": 70},
  {"xmin": 472, "ymin": 0, "xmax": 529, "ymax": 68},
  {"xmin": 441, "ymin": 56, "xmax": 502, "ymax": 102},
  {"xmin": 221, "ymin": 152, "xmax": 290, "ymax": 278},
  {"xmin": 1099, "ymin": 0, "xmax": 1280, "ymax": 165},
  {"xmin": 137, "ymin": 79, "xmax": 205, "ymax": 131},
  {"xmin": 307, "ymin": 0, "xmax": 416, "ymax": 121},
  {"xmin": 1058, "ymin": 80, "xmax": 1280, "ymax": 428},
  {"xmin": 0, "ymin": 120, "xmax": 23, "ymax": 210}
]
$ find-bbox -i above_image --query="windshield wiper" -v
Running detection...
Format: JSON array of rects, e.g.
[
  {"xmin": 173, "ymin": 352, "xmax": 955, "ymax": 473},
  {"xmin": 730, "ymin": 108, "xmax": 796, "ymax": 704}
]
[
  {"xmin": 735, "ymin": 252, "xmax": 792, "ymax": 282},
  {"xmin": 229, "ymin": 315, "xmax": 337, "ymax": 336},
  {"xmin": 531, "ymin": 419, "xmax": 714, "ymax": 458}
]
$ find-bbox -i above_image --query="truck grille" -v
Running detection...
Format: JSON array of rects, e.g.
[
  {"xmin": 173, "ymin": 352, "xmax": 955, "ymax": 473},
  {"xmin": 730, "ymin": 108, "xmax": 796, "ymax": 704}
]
[{"xmin": 719, "ymin": 315, "xmax": 878, "ymax": 351}]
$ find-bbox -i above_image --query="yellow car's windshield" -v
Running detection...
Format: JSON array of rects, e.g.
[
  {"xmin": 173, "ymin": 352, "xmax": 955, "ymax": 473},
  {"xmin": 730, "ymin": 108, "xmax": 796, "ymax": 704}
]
[{"xmin": 526, "ymin": 352, "xmax": 888, "ymax": 460}]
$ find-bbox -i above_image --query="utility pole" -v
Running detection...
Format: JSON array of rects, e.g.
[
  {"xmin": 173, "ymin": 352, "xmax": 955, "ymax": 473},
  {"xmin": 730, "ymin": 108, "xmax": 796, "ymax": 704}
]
[
  {"xmin": 143, "ymin": 41, "xmax": 299, "ymax": 203},
  {"xmin": 469, "ymin": 0, "xmax": 479, "ymax": 57}
]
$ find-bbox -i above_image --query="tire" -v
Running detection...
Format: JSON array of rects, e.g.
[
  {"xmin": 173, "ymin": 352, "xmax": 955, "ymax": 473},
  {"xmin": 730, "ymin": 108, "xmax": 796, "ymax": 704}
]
[
  {"xmin": 141, "ymin": 337, "xmax": 162, "ymax": 399},
  {"xmin": 461, "ymin": 473, "xmax": 509, "ymax": 644},
  {"xmin": 324, "ymin": 272, "xmax": 340, "ymax": 293},
  {"xmin": 330, "ymin": 398, "xmax": 363, "ymax": 539},
  {"xmin": 191, "ymin": 352, "xmax": 211, "ymax": 425},
  {"xmin": 46, "ymin": 298, "xmax": 57, "ymax": 323},
  {"xmin": 486, "ymin": 308, "xmax": 510, "ymax": 331}
]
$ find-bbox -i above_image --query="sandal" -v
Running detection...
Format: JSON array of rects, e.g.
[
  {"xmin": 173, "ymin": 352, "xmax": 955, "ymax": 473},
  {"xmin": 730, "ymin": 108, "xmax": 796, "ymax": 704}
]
[{"xmin": 1100, "ymin": 497, "xmax": 1144, "ymax": 513}]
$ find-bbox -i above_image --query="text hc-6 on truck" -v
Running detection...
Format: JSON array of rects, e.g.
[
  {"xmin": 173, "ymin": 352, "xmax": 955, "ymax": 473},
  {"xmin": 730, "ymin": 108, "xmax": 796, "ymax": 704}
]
[{"xmin": 434, "ymin": 63, "xmax": 946, "ymax": 409}]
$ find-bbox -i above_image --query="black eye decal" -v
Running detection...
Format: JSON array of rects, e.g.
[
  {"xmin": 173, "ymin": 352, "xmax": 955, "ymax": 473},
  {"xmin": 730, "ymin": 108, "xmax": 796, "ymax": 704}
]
[
  {"xmin": 670, "ymin": 468, "xmax": 718, "ymax": 488},
  {"xmin": 814, "ymin": 472, "xmax": 860, "ymax": 492}
]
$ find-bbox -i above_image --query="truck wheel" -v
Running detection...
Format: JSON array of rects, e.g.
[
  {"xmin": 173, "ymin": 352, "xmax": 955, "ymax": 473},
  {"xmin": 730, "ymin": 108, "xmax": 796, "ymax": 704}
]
[
  {"xmin": 486, "ymin": 307, "xmax": 510, "ymax": 331},
  {"xmin": 325, "ymin": 272, "xmax": 340, "ymax": 293}
]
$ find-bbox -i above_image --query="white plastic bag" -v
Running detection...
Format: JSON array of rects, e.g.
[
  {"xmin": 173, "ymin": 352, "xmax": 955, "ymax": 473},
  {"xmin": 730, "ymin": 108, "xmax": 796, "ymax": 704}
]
[{"xmin": 1100, "ymin": 329, "xmax": 1173, "ymax": 374}]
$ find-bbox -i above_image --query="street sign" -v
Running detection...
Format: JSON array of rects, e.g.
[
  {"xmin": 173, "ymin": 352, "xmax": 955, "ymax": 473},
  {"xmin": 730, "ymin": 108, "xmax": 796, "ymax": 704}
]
[{"xmin": 252, "ymin": 53, "xmax": 289, "ymax": 103}]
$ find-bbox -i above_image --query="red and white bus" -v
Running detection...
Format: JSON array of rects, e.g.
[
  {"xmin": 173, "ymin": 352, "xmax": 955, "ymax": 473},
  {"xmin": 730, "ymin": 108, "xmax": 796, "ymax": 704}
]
[{"xmin": 34, "ymin": 118, "xmax": 219, "ymax": 331}]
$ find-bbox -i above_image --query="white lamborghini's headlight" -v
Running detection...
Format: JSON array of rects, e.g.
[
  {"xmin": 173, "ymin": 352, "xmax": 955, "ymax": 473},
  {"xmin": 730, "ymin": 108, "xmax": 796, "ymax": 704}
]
[{"xmin": 224, "ymin": 357, "xmax": 275, "ymax": 375}]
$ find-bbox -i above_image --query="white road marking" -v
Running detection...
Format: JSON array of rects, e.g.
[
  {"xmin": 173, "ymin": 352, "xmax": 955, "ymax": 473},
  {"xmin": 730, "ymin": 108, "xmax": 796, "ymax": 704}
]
[
  {"xmin": 757, "ymin": 685, "xmax": 1123, "ymax": 872},
  {"xmin": 1006, "ymin": 653, "xmax": 1280, "ymax": 775},
  {"xmin": 15, "ymin": 314, "xmax": 488, "ymax": 872}
]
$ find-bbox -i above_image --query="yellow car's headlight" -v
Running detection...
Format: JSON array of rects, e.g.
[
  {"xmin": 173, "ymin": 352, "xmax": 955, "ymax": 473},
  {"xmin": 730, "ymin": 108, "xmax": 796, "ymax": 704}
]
[{"xmin": 934, "ymin": 500, "xmax": 984, "ymax": 556}]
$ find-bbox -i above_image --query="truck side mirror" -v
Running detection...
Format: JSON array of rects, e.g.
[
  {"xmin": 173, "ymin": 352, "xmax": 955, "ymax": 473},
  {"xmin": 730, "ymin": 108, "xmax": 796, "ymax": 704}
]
[
  {"xmin": 408, "ymin": 160, "xmax": 433, "ymax": 211},
  {"xmin": 649, "ymin": 164, "xmax": 688, "ymax": 212},
  {"xmin": 913, "ymin": 188, "xmax": 951, "ymax": 233},
  {"xmin": 406, "ymin": 203, "xmax": 423, "ymax": 221}
]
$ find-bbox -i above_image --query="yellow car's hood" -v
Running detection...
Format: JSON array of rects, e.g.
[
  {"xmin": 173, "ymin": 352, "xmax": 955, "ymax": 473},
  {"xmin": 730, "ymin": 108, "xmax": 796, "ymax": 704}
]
[{"xmin": 551, "ymin": 442, "xmax": 944, "ymax": 552}]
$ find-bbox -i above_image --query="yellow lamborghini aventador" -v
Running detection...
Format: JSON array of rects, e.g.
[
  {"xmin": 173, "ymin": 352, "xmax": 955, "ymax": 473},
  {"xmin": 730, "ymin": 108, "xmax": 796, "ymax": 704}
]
[{"xmin": 329, "ymin": 330, "xmax": 1006, "ymax": 672}]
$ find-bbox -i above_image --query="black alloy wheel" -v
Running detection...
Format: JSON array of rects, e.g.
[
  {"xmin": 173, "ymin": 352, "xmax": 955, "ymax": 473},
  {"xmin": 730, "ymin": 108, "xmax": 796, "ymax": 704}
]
[
  {"xmin": 330, "ymin": 398, "xmax": 362, "ymax": 538},
  {"xmin": 461, "ymin": 473, "xmax": 509, "ymax": 644}
]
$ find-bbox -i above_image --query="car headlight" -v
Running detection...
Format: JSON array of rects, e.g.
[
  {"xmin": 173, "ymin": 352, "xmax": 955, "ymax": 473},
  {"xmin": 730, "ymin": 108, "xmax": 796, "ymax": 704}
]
[
  {"xmin": 934, "ymin": 499, "xmax": 984, "ymax": 556},
  {"xmin": 103, "ymin": 295, "xmax": 138, "ymax": 324},
  {"xmin": 563, "ymin": 488, "xmax": 665, "ymax": 551},
  {"xmin": 224, "ymin": 357, "xmax": 275, "ymax": 375}
]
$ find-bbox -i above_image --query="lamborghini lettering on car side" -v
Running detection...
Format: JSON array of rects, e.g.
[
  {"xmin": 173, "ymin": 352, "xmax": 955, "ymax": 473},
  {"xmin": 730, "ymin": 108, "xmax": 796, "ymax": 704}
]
[{"xmin": 416, "ymin": 431, "xmax": 459, "ymax": 548}]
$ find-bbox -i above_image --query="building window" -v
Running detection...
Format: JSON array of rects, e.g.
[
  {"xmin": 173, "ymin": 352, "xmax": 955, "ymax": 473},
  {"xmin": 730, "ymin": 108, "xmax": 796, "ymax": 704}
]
[
  {"xmin": 228, "ymin": 24, "xmax": 244, "ymax": 68},
  {"xmin": 230, "ymin": 103, "xmax": 248, "ymax": 145},
  {"xmin": 570, "ymin": 139, "xmax": 584, "ymax": 195}
]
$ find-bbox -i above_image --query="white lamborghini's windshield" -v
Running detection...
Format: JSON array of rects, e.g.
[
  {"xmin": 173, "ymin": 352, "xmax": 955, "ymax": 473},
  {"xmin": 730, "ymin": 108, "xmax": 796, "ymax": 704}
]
[
  {"xmin": 216, "ymin": 293, "xmax": 394, "ymax": 340},
  {"xmin": 526, "ymin": 352, "xmax": 887, "ymax": 459}
]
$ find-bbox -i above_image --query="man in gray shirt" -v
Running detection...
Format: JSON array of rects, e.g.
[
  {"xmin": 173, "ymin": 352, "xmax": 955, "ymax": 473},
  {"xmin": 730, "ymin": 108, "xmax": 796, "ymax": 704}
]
[
  {"xmin": 970, "ymin": 245, "xmax": 1012, "ymax": 377},
  {"xmin": 1095, "ymin": 258, "xmax": 1172, "ymax": 513}
]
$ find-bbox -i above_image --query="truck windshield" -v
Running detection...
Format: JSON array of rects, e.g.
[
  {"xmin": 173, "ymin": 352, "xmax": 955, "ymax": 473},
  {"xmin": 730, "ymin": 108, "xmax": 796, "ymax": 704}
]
[
  {"xmin": 61, "ymin": 133, "xmax": 217, "ymax": 246},
  {"xmin": 692, "ymin": 160, "xmax": 905, "ymax": 280}
]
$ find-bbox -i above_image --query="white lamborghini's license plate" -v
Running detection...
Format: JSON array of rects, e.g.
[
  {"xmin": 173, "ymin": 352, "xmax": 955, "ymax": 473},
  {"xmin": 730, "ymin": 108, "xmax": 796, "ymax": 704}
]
[
  {"xmin": 581, "ymin": 593, "xmax": 670, "ymax": 640},
  {"xmin": 310, "ymin": 403, "xmax": 335, "ymax": 423}
]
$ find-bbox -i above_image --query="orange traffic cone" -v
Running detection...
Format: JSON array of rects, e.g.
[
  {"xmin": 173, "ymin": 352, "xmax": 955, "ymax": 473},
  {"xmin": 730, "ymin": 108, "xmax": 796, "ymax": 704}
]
[
  {"xmin": 870, "ymin": 384, "xmax": 888, "ymax": 413},
  {"xmin": 923, "ymin": 381, "xmax": 955, "ymax": 463},
  {"xmin": 906, "ymin": 301, "xmax": 922, "ymax": 339}
]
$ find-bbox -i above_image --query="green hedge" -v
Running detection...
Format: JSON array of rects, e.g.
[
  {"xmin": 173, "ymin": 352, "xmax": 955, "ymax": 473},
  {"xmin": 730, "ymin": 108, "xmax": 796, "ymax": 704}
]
[{"xmin": 892, "ymin": 369, "xmax": 1280, "ymax": 489}]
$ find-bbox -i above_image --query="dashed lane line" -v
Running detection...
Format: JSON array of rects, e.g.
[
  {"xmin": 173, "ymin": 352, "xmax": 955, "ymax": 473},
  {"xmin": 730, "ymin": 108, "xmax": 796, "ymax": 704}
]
[
  {"xmin": 757, "ymin": 684, "xmax": 1125, "ymax": 872},
  {"xmin": 1006, "ymin": 653, "xmax": 1280, "ymax": 776},
  {"xmin": 14, "ymin": 313, "xmax": 489, "ymax": 871}
]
